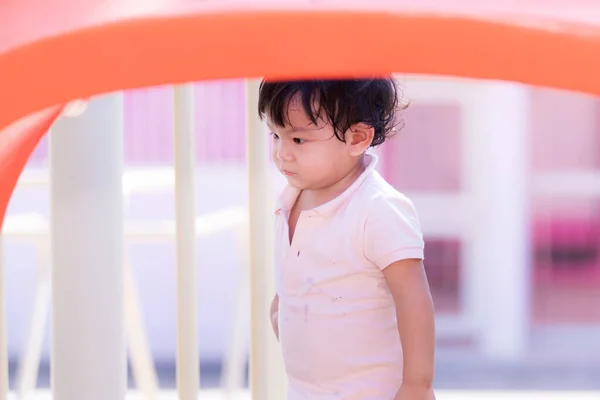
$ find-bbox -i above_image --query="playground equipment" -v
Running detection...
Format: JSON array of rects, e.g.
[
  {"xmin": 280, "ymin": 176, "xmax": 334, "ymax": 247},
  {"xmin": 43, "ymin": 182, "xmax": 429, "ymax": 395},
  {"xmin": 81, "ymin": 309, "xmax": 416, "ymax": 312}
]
[{"xmin": 1, "ymin": 1, "xmax": 600, "ymax": 399}]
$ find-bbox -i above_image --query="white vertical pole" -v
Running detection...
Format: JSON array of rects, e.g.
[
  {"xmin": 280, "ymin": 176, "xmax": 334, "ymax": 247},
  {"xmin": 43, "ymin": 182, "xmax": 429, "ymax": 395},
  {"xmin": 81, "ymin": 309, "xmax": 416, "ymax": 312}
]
[
  {"xmin": 246, "ymin": 79, "xmax": 287, "ymax": 400},
  {"xmin": 461, "ymin": 81, "xmax": 531, "ymax": 360},
  {"xmin": 221, "ymin": 221, "xmax": 251, "ymax": 398},
  {"xmin": 50, "ymin": 93, "xmax": 126, "ymax": 400},
  {"xmin": 173, "ymin": 84, "xmax": 199, "ymax": 400},
  {"xmin": 16, "ymin": 242, "xmax": 51, "ymax": 399},
  {"xmin": 0, "ymin": 236, "xmax": 8, "ymax": 400},
  {"xmin": 123, "ymin": 257, "xmax": 159, "ymax": 400}
]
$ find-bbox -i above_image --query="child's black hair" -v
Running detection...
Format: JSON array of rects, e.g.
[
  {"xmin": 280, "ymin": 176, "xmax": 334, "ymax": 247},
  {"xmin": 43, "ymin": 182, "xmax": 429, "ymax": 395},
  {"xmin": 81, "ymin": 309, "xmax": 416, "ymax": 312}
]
[{"xmin": 258, "ymin": 77, "xmax": 406, "ymax": 147}]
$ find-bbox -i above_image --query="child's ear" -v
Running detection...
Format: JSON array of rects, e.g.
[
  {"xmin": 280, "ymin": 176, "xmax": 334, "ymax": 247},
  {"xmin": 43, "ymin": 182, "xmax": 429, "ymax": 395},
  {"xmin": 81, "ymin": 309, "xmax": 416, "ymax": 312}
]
[{"xmin": 347, "ymin": 123, "xmax": 374, "ymax": 156}]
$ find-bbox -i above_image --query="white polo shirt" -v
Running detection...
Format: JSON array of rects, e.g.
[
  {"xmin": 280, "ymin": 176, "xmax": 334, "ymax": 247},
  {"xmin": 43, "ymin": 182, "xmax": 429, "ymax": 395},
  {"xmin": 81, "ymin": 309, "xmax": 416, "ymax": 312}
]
[{"xmin": 274, "ymin": 154, "xmax": 425, "ymax": 400}]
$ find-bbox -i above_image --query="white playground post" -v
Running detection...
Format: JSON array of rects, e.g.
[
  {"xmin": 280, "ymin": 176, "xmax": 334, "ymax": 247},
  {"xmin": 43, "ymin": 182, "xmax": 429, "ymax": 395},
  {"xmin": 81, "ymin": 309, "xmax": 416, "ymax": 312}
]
[
  {"xmin": 461, "ymin": 81, "xmax": 531, "ymax": 360},
  {"xmin": 50, "ymin": 93, "xmax": 127, "ymax": 400},
  {"xmin": 245, "ymin": 79, "xmax": 287, "ymax": 400},
  {"xmin": 16, "ymin": 240, "xmax": 51, "ymax": 400},
  {"xmin": 173, "ymin": 84, "xmax": 200, "ymax": 399},
  {"xmin": 0, "ymin": 236, "xmax": 7, "ymax": 400},
  {"xmin": 221, "ymin": 220, "xmax": 251, "ymax": 397}
]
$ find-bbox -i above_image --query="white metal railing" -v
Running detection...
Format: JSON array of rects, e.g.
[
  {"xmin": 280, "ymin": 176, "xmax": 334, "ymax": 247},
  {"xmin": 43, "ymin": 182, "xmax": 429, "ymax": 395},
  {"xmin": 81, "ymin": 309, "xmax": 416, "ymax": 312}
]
[
  {"xmin": 173, "ymin": 84, "xmax": 199, "ymax": 400},
  {"xmin": 0, "ymin": 81, "xmax": 277, "ymax": 400},
  {"xmin": 532, "ymin": 171, "xmax": 600, "ymax": 197},
  {"xmin": 1, "ymin": 206, "xmax": 249, "ymax": 400},
  {"xmin": 245, "ymin": 79, "xmax": 287, "ymax": 400},
  {"xmin": 403, "ymin": 171, "xmax": 600, "ymax": 240},
  {"xmin": 0, "ymin": 235, "xmax": 7, "ymax": 400}
]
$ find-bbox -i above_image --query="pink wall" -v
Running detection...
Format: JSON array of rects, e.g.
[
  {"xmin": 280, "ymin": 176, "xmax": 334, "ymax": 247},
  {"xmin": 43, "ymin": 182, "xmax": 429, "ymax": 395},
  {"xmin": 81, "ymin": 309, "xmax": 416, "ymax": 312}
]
[
  {"xmin": 382, "ymin": 87, "xmax": 600, "ymax": 191},
  {"xmin": 122, "ymin": 80, "xmax": 248, "ymax": 164},
  {"xmin": 382, "ymin": 103, "xmax": 462, "ymax": 192},
  {"xmin": 531, "ymin": 87, "xmax": 600, "ymax": 171},
  {"xmin": 26, "ymin": 82, "xmax": 600, "ymax": 178},
  {"xmin": 26, "ymin": 80, "xmax": 248, "ymax": 166}
]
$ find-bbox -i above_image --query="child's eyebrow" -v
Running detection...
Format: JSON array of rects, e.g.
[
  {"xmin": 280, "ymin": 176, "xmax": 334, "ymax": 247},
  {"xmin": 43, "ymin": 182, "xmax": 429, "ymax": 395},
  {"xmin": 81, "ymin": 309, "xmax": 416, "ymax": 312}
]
[{"xmin": 266, "ymin": 122, "xmax": 314, "ymax": 134}]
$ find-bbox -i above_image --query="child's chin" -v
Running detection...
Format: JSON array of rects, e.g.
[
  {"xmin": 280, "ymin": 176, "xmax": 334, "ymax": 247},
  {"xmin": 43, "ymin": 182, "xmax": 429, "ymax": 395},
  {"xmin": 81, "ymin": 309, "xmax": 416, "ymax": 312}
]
[{"xmin": 286, "ymin": 177, "xmax": 308, "ymax": 189}]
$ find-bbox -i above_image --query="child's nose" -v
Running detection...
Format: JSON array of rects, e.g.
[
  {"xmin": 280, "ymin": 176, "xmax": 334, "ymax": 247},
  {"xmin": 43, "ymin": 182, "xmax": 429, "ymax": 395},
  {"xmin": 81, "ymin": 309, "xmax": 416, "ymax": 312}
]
[{"xmin": 276, "ymin": 141, "xmax": 293, "ymax": 161}]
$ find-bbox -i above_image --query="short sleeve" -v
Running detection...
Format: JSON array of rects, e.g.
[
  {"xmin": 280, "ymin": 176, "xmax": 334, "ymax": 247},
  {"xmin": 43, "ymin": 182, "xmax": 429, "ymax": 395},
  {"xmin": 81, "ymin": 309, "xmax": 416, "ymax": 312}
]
[{"xmin": 363, "ymin": 193, "xmax": 425, "ymax": 270}]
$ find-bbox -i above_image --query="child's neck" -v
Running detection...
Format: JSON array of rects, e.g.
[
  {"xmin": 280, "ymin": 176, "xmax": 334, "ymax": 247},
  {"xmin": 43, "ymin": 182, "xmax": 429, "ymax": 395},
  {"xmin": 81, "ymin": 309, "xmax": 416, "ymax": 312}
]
[{"xmin": 300, "ymin": 157, "xmax": 367, "ymax": 209}]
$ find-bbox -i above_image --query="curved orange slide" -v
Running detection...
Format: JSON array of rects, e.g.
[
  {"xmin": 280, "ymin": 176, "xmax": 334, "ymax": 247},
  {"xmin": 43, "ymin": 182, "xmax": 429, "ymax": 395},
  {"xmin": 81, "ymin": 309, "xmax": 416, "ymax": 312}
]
[{"xmin": 1, "ymin": 0, "xmax": 600, "ymax": 226}]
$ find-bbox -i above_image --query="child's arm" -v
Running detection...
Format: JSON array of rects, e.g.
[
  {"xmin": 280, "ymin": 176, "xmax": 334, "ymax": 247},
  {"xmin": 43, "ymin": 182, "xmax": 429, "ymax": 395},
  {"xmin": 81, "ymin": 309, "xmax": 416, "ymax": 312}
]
[
  {"xmin": 383, "ymin": 259, "xmax": 435, "ymax": 396},
  {"xmin": 270, "ymin": 293, "xmax": 279, "ymax": 340},
  {"xmin": 362, "ymin": 193, "xmax": 435, "ymax": 398}
]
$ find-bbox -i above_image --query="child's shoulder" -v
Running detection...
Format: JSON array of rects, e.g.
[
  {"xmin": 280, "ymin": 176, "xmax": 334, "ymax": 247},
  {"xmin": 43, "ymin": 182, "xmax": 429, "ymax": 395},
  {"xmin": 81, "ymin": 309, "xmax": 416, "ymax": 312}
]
[
  {"xmin": 353, "ymin": 170, "xmax": 417, "ymax": 216},
  {"xmin": 351, "ymin": 171, "xmax": 424, "ymax": 266}
]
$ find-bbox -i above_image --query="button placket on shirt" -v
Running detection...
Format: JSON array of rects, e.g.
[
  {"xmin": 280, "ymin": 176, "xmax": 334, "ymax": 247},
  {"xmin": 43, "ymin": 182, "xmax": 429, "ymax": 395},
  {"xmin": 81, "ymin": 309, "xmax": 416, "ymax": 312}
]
[
  {"xmin": 283, "ymin": 211, "xmax": 318, "ymax": 295},
  {"xmin": 274, "ymin": 210, "xmax": 290, "ymax": 294},
  {"xmin": 291, "ymin": 210, "xmax": 319, "ymax": 257}
]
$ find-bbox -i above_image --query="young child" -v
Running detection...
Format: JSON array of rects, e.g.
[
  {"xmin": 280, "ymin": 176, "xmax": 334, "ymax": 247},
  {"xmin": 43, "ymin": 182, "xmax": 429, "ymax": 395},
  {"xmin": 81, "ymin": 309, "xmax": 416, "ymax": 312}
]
[{"xmin": 259, "ymin": 78, "xmax": 436, "ymax": 400}]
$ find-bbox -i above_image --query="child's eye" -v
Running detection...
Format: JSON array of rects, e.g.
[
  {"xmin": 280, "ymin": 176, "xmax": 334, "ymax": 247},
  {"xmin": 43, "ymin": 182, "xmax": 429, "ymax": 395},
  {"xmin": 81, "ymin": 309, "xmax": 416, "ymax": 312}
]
[
  {"xmin": 270, "ymin": 132, "xmax": 279, "ymax": 140},
  {"xmin": 293, "ymin": 138, "xmax": 305, "ymax": 145}
]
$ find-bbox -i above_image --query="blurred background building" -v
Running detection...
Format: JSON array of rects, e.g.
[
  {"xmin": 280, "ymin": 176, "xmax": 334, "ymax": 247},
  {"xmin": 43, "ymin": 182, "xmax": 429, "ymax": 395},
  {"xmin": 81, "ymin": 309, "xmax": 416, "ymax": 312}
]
[{"xmin": 3, "ymin": 76, "xmax": 600, "ymax": 392}]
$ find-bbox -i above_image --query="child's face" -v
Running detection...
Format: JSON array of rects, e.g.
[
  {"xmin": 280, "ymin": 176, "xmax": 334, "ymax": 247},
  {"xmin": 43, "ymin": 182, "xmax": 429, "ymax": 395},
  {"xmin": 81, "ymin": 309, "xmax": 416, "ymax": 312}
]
[{"xmin": 267, "ymin": 100, "xmax": 361, "ymax": 191}]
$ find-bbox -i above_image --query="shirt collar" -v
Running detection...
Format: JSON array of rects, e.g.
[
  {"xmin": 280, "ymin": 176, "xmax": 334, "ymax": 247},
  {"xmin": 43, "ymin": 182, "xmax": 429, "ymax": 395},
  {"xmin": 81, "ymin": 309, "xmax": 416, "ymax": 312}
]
[{"xmin": 274, "ymin": 153, "xmax": 379, "ymax": 218}]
